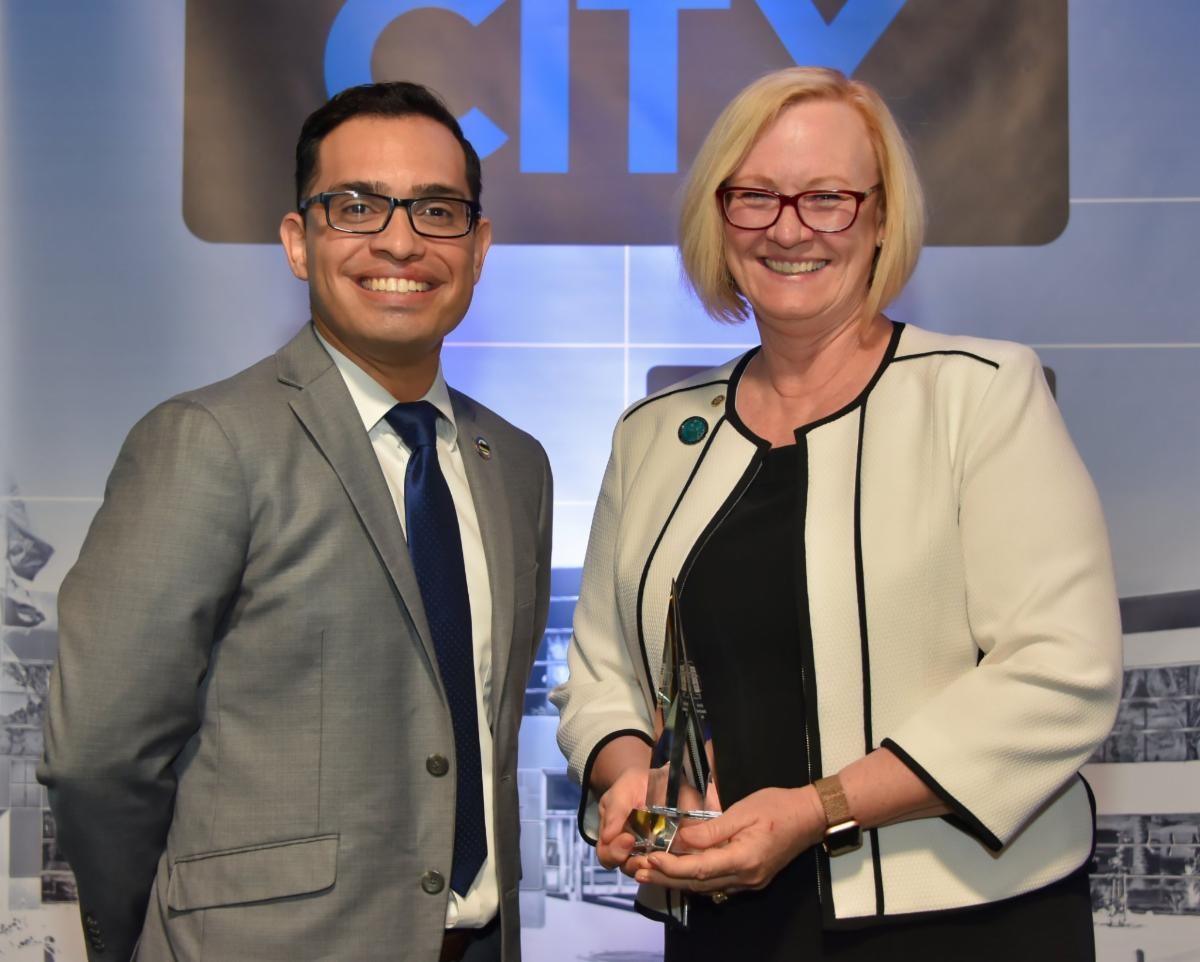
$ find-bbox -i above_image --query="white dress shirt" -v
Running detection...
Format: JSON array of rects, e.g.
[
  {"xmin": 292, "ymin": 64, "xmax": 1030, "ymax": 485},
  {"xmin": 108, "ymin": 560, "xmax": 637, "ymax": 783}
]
[{"xmin": 317, "ymin": 333, "xmax": 498, "ymax": 928}]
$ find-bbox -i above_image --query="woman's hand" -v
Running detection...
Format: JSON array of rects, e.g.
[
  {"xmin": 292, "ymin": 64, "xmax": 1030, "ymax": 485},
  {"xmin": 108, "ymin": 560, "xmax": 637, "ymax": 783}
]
[
  {"xmin": 635, "ymin": 786, "xmax": 825, "ymax": 895},
  {"xmin": 595, "ymin": 765, "xmax": 651, "ymax": 875}
]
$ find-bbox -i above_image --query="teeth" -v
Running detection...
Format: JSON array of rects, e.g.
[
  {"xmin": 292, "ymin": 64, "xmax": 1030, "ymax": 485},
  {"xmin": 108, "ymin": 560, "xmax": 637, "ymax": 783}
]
[
  {"xmin": 362, "ymin": 277, "xmax": 432, "ymax": 293},
  {"xmin": 764, "ymin": 258, "xmax": 828, "ymax": 275}
]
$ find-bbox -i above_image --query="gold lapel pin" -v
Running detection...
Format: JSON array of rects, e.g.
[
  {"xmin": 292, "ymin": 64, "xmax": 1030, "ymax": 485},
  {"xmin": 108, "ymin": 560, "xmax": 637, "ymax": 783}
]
[{"xmin": 474, "ymin": 436, "xmax": 492, "ymax": 460}]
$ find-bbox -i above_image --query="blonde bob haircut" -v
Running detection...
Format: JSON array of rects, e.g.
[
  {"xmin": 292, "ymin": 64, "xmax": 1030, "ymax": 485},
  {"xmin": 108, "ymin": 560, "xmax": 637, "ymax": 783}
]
[{"xmin": 679, "ymin": 67, "xmax": 925, "ymax": 325}]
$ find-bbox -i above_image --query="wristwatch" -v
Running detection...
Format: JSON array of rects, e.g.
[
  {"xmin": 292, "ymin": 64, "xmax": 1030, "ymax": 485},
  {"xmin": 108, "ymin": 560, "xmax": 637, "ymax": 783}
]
[{"xmin": 813, "ymin": 775, "xmax": 863, "ymax": 857}]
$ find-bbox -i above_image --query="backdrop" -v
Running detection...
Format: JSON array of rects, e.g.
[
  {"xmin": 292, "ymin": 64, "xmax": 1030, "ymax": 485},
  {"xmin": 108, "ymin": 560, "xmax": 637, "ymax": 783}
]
[{"xmin": 1, "ymin": 1, "xmax": 1197, "ymax": 959}]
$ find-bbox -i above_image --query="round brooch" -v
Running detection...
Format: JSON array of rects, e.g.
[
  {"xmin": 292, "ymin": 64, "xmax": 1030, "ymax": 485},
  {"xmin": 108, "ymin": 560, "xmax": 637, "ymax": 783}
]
[{"xmin": 678, "ymin": 416, "xmax": 709, "ymax": 445}]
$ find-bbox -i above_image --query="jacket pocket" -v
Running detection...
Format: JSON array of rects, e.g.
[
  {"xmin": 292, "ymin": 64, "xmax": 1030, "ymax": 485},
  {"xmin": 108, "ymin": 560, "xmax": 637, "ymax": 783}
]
[{"xmin": 167, "ymin": 834, "xmax": 338, "ymax": 911}]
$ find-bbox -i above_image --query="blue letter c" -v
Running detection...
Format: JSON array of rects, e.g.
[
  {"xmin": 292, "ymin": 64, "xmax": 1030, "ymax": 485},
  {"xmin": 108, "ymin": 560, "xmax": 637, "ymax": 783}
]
[{"xmin": 324, "ymin": 0, "xmax": 509, "ymax": 157}]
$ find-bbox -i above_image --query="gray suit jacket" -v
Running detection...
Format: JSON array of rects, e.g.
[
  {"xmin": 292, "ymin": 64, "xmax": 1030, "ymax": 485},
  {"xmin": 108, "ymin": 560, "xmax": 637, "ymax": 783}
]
[{"xmin": 39, "ymin": 325, "xmax": 553, "ymax": 962}]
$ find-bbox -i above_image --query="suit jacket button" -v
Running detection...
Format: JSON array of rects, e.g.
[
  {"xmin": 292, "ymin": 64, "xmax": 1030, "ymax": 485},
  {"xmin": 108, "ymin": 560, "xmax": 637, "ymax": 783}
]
[
  {"xmin": 421, "ymin": 870, "xmax": 446, "ymax": 894},
  {"xmin": 426, "ymin": 754, "xmax": 450, "ymax": 777}
]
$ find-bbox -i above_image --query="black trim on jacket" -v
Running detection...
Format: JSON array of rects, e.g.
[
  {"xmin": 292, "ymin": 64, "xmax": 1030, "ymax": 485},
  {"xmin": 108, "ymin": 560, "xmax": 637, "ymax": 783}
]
[
  {"xmin": 576, "ymin": 728, "xmax": 655, "ymax": 845},
  {"xmin": 880, "ymin": 737, "xmax": 1005, "ymax": 852},
  {"xmin": 622, "ymin": 378, "xmax": 731, "ymax": 422},
  {"xmin": 633, "ymin": 415, "xmax": 730, "ymax": 700},
  {"xmin": 892, "ymin": 348, "xmax": 1000, "ymax": 370}
]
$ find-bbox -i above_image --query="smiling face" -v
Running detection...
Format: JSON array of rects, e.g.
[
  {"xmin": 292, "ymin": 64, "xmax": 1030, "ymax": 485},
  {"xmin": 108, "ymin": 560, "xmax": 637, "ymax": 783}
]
[
  {"xmin": 280, "ymin": 114, "xmax": 491, "ymax": 392},
  {"xmin": 722, "ymin": 99, "xmax": 883, "ymax": 336}
]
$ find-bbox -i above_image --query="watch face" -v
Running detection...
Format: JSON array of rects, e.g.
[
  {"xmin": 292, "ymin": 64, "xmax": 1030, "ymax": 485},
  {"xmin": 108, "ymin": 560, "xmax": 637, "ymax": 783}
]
[{"xmin": 825, "ymin": 821, "xmax": 864, "ymax": 857}]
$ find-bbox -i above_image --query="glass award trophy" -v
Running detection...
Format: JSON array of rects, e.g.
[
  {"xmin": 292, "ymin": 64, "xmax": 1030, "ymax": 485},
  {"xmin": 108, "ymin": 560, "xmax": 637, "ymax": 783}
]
[{"xmin": 627, "ymin": 580, "xmax": 721, "ymax": 854}]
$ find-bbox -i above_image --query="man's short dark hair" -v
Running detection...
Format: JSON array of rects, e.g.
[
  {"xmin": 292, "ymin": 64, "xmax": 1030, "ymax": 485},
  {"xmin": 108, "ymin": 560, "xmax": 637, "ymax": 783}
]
[{"xmin": 294, "ymin": 81, "xmax": 482, "ymax": 208}]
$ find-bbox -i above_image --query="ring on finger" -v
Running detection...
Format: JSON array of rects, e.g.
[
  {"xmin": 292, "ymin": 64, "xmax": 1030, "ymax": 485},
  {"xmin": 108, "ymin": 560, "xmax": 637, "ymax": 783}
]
[{"xmin": 710, "ymin": 890, "xmax": 729, "ymax": 905}]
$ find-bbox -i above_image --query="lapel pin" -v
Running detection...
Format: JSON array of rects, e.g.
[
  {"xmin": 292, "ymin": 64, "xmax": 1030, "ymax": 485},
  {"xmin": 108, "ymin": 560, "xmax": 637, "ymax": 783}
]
[
  {"xmin": 678, "ymin": 416, "xmax": 708, "ymax": 445},
  {"xmin": 711, "ymin": 394, "xmax": 725, "ymax": 407},
  {"xmin": 474, "ymin": 436, "xmax": 492, "ymax": 460}
]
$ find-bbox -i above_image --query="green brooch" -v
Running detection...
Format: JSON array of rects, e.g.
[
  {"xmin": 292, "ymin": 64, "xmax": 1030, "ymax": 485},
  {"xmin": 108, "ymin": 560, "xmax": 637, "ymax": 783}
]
[{"xmin": 678, "ymin": 416, "xmax": 709, "ymax": 445}]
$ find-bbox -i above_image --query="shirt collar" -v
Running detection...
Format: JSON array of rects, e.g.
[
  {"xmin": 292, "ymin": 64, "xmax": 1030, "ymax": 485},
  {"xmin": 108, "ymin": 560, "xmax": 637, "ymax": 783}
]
[{"xmin": 314, "ymin": 328, "xmax": 459, "ymax": 447}]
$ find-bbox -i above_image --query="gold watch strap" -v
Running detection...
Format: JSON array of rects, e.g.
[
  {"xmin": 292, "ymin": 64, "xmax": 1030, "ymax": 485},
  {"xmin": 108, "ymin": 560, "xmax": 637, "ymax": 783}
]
[{"xmin": 813, "ymin": 775, "xmax": 853, "ymax": 827}]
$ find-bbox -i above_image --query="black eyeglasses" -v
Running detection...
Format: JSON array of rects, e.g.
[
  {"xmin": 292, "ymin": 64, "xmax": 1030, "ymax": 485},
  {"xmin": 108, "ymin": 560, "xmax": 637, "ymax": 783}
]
[
  {"xmin": 716, "ymin": 185, "xmax": 881, "ymax": 233},
  {"xmin": 299, "ymin": 190, "xmax": 481, "ymax": 238}
]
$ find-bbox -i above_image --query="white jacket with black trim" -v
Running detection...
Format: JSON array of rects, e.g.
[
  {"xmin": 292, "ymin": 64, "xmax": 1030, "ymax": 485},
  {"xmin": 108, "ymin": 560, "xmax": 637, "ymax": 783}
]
[{"xmin": 552, "ymin": 322, "xmax": 1122, "ymax": 925}]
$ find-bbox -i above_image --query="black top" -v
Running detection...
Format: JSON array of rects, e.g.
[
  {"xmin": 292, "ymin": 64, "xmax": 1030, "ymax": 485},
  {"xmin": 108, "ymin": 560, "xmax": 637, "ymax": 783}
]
[{"xmin": 671, "ymin": 444, "xmax": 1094, "ymax": 962}]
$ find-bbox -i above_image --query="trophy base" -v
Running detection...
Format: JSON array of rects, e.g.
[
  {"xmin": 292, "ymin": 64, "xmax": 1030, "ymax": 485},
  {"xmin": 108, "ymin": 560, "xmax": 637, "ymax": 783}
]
[{"xmin": 627, "ymin": 805, "xmax": 720, "ymax": 854}]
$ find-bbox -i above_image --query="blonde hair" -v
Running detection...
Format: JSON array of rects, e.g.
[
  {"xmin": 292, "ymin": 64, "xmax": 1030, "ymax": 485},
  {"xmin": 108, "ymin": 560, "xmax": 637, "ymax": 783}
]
[{"xmin": 679, "ymin": 67, "xmax": 925, "ymax": 325}]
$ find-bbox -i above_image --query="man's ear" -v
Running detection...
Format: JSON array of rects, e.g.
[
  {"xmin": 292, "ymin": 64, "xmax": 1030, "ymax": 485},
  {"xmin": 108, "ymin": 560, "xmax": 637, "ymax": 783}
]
[
  {"xmin": 471, "ymin": 216, "xmax": 493, "ymax": 283},
  {"xmin": 280, "ymin": 211, "xmax": 309, "ymax": 281}
]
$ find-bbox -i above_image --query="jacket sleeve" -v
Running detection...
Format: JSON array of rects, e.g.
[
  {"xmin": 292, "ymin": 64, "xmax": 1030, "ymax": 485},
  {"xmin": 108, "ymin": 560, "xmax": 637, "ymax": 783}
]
[
  {"xmin": 882, "ymin": 346, "xmax": 1123, "ymax": 849},
  {"xmin": 38, "ymin": 399, "xmax": 248, "ymax": 962},
  {"xmin": 551, "ymin": 424, "xmax": 655, "ymax": 842}
]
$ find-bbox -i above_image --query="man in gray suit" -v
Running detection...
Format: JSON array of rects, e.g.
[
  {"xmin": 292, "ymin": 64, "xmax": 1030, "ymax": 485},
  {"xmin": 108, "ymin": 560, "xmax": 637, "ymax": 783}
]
[{"xmin": 39, "ymin": 82, "xmax": 552, "ymax": 962}]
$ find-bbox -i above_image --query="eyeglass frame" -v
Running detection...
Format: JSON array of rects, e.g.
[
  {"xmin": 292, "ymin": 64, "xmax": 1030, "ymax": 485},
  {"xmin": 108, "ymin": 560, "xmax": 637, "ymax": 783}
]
[
  {"xmin": 715, "ymin": 184, "xmax": 881, "ymax": 233},
  {"xmin": 298, "ymin": 189, "xmax": 483, "ymax": 238}
]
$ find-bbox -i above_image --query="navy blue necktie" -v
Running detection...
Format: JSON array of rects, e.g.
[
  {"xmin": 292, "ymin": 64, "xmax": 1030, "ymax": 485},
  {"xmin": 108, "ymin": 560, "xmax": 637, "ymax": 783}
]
[{"xmin": 384, "ymin": 401, "xmax": 487, "ymax": 896}]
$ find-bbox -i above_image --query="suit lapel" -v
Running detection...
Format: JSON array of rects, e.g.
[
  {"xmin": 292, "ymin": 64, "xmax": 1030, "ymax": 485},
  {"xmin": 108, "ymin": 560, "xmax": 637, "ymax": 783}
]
[
  {"xmin": 277, "ymin": 327, "xmax": 440, "ymax": 673},
  {"xmin": 452, "ymin": 391, "xmax": 516, "ymax": 729}
]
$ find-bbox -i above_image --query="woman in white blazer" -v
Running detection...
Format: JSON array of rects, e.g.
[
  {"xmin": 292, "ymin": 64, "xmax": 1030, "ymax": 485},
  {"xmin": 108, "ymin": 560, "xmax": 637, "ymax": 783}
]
[{"xmin": 552, "ymin": 67, "xmax": 1121, "ymax": 961}]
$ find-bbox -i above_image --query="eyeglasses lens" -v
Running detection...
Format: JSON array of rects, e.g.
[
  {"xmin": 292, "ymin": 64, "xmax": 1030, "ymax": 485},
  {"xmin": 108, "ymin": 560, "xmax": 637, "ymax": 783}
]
[
  {"xmin": 323, "ymin": 192, "xmax": 474, "ymax": 237},
  {"xmin": 722, "ymin": 190, "xmax": 858, "ymax": 232}
]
